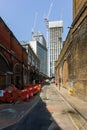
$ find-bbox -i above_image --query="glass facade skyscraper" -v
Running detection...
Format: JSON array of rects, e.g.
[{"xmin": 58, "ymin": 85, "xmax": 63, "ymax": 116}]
[{"xmin": 49, "ymin": 21, "xmax": 63, "ymax": 77}]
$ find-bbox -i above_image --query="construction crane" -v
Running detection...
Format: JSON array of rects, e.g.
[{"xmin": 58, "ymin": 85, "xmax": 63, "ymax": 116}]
[
  {"xmin": 44, "ymin": 0, "xmax": 55, "ymax": 37},
  {"xmin": 32, "ymin": 12, "xmax": 38, "ymax": 39},
  {"xmin": 44, "ymin": 0, "xmax": 55, "ymax": 77},
  {"xmin": 47, "ymin": 0, "xmax": 55, "ymax": 20}
]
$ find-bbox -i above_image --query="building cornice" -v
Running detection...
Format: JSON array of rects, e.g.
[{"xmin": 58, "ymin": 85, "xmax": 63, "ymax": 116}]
[{"xmin": 72, "ymin": 1, "xmax": 87, "ymax": 27}]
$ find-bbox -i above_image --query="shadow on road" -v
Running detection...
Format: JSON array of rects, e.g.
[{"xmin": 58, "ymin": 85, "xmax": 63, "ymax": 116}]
[{"xmin": 2, "ymin": 90, "xmax": 62, "ymax": 130}]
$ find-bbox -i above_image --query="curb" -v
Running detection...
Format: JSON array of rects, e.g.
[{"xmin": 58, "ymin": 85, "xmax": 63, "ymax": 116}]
[{"xmin": 54, "ymin": 85, "xmax": 87, "ymax": 122}]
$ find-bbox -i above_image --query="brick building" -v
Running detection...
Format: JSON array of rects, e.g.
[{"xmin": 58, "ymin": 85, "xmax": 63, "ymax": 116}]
[
  {"xmin": 0, "ymin": 17, "xmax": 49, "ymax": 90},
  {"xmin": 22, "ymin": 43, "xmax": 40, "ymax": 84},
  {"xmin": 55, "ymin": 0, "xmax": 87, "ymax": 101},
  {"xmin": 0, "ymin": 17, "xmax": 28, "ymax": 89}
]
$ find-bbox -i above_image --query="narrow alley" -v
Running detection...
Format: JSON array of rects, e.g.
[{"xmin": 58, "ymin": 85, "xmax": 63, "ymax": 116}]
[{"xmin": 1, "ymin": 84, "xmax": 87, "ymax": 130}]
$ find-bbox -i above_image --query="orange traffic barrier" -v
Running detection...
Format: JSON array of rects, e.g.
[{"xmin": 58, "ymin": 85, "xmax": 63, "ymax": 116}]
[
  {"xmin": 19, "ymin": 88, "xmax": 34, "ymax": 101},
  {"xmin": 28, "ymin": 88, "xmax": 34, "ymax": 99},
  {"xmin": 19, "ymin": 90, "xmax": 26, "ymax": 101},
  {"xmin": 24, "ymin": 89, "xmax": 30, "ymax": 102},
  {"xmin": 37, "ymin": 84, "xmax": 41, "ymax": 92},
  {"xmin": 24, "ymin": 84, "xmax": 41, "ymax": 94},
  {"xmin": 11, "ymin": 90, "xmax": 19, "ymax": 102},
  {"xmin": 0, "ymin": 84, "xmax": 41, "ymax": 103},
  {"xmin": 4, "ymin": 90, "xmax": 13, "ymax": 102}
]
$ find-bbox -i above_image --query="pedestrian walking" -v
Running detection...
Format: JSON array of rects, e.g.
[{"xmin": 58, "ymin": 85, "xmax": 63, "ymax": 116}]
[
  {"xmin": 59, "ymin": 78, "xmax": 61, "ymax": 90},
  {"xmin": 55, "ymin": 80, "xmax": 58, "ymax": 87}
]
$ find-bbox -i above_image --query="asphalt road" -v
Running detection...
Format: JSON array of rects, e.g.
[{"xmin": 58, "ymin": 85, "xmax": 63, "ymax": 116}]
[
  {"xmin": 2, "ymin": 86, "xmax": 61, "ymax": 130},
  {"xmin": 2, "ymin": 99, "xmax": 60, "ymax": 130},
  {"xmin": 2, "ymin": 84, "xmax": 80, "ymax": 130}
]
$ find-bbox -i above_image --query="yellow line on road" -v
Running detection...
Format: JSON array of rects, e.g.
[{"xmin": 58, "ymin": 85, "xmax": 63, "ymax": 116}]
[
  {"xmin": 68, "ymin": 113, "xmax": 80, "ymax": 130},
  {"xmin": 68, "ymin": 113, "xmax": 85, "ymax": 130},
  {"xmin": 54, "ymin": 85, "xmax": 85, "ymax": 130}
]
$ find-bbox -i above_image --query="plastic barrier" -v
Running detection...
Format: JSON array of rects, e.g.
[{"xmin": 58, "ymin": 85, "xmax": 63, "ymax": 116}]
[
  {"xmin": 28, "ymin": 88, "xmax": 34, "ymax": 99},
  {"xmin": 0, "ymin": 84, "xmax": 41, "ymax": 103},
  {"xmin": 25, "ymin": 91, "xmax": 30, "ymax": 102},
  {"xmin": 0, "ymin": 85, "xmax": 19, "ymax": 103},
  {"xmin": 24, "ymin": 89, "xmax": 30, "ymax": 102},
  {"xmin": 4, "ymin": 90, "xmax": 13, "ymax": 103},
  {"xmin": 19, "ymin": 90, "xmax": 26, "ymax": 101},
  {"xmin": 37, "ymin": 84, "xmax": 41, "ymax": 92},
  {"xmin": 11, "ymin": 90, "xmax": 19, "ymax": 102},
  {"xmin": 24, "ymin": 84, "xmax": 41, "ymax": 95}
]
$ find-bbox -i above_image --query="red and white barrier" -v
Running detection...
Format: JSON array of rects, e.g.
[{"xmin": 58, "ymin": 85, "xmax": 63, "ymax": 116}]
[{"xmin": 0, "ymin": 84, "xmax": 41, "ymax": 103}]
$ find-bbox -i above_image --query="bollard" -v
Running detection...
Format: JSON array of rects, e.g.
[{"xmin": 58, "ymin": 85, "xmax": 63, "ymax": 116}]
[{"xmin": 69, "ymin": 88, "xmax": 73, "ymax": 96}]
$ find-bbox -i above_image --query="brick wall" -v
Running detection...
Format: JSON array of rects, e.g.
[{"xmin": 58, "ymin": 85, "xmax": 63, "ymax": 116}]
[
  {"xmin": 0, "ymin": 17, "xmax": 28, "ymax": 65},
  {"xmin": 72, "ymin": 17, "xmax": 87, "ymax": 100},
  {"xmin": 73, "ymin": 0, "xmax": 86, "ymax": 20},
  {"xmin": 0, "ymin": 17, "xmax": 28, "ymax": 87},
  {"xmin": 0, "ymin": 20, "xmax": 10, "ymax": 48},
  {"xmin": 55, "ymin": 1, "xmax": 87, "ymax": 101}
]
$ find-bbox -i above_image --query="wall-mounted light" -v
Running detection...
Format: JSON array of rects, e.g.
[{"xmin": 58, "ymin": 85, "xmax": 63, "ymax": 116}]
[{"xmin": 67, "ymin": 26, "xmax": 73, "ymax": 29}]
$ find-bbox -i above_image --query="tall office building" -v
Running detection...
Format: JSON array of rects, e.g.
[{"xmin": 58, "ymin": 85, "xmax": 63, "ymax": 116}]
[
  {"xmin": 32, "ymin": 32, "xmax": 46, "ymax": 47},
  {"xmin": 29, "ymin": 41, "xmax": 47, "ymax": 75},
  {"xmin": 29, "ymin": 33, "xmax": 47, "ymax": 75},
  {"xmin": 49, "ymin": 21, "xmax": 63, "ymax": 77}
]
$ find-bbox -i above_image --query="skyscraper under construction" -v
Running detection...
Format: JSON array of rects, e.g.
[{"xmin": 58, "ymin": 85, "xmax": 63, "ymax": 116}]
[{"xmin": 49, "ymin": 21, "xmax": 63, "ymax": 77}]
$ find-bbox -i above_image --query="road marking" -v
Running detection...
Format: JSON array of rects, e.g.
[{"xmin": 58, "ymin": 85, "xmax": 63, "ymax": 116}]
[
  {"xmin": 68, "ymin": 113, "xmax": 86, "ymax": 130},
  {"xmin": 53, "ymin": 85, "xmax": 86, "ymax": 130}
]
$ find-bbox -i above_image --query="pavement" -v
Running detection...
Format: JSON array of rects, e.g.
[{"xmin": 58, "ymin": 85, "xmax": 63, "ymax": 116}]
[
  {"xmin": 0, "ymin": 83, "xmax": 87, "ymax": 130},
  {"xmin": 53, "ymin": 83, "xmax": 87, "ymax": 121}
]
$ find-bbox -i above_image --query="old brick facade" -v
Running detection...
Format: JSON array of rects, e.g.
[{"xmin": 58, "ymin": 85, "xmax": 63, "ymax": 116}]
[
  {"xmin": 55, "ymin": 0, "xmax": 87, "ymax": 101},
  {"xmin": 0, "ymin": 17, "xmax": 28, "ymax": 89},
  {"xmin": 73, "ymin": 0, "xmax": 86, "ymax": 20},
  {"xmin": 0, "ymin": 17, "xmax": 48, "ymax": 89}
]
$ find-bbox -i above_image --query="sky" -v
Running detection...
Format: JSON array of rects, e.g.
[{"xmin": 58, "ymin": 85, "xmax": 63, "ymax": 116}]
[{"xmin": 0, "ymin": 0, "xmax": 72, "ymax": 43}]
